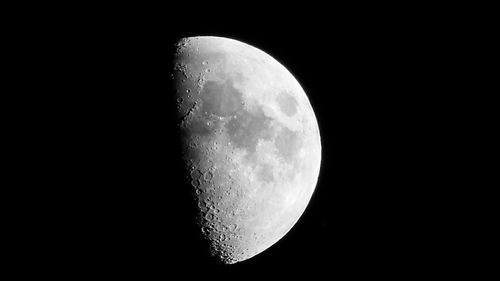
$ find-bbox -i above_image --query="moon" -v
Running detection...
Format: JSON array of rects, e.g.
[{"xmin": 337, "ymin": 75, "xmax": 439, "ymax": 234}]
[{"xmin": 171, "ymin": 36, "xmax": 321, "ymax": 264}]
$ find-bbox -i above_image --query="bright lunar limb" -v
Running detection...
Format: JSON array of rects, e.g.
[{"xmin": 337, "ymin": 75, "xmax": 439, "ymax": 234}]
[{"xmin": 172, "ymin": 36, "xmax": 321, "ymax": 264}]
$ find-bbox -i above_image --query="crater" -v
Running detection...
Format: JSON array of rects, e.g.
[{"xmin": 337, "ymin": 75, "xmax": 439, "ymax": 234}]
[
  {"xmin": 191, "ymin": 169, "xmax": 203, "ymax": 180},
  {"xmin": 276, "ymin": 91, "xmax": 298, "ymax": 117},
  {"xmin": 204, "ymin": 171, "xmax": 214, "ymax": 181}
]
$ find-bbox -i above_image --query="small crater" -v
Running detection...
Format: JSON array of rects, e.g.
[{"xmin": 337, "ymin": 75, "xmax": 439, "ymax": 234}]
[
  {"xmin": 190, "ymin": 169, "xmax": 203, "ymax": 180},
  {"xmin": 205, "ymin": 213, "xmax": 214, "ymax": 221},
  {"xmin": 228, "ymin": 224, "xmax": 237, "ymax": 232},
  {"xmin": 198, "ymin": 201, "xmax": 208, "ymax": 212},
  {"xmin": 201, "ymin": 226, "xmax": 210, "ymax": 236},
  {"xmin": 213, "ymin": 221, "xmax": 223, "ymax": 231},
  {"xmin": 204, "ymin": 205, "xmax": 214, "ymax": 214},
  {"xmin": 220, "ymin": 233, "xmax": 227, "ymax": 242},
  {"xmin": 204, "ymin": 171, "xmax": 214, "ymax": 181},
  {"xmin": 191, "ymin": 179, "xmax": 201, "ymax": 187}
]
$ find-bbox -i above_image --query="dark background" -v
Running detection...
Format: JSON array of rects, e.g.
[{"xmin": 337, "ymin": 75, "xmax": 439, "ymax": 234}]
[{"xmin": 23, "ymin": 9, "xmax": 472, "ymax": 278}]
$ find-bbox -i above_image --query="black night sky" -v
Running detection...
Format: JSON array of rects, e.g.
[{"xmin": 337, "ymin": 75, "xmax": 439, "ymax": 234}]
[
  {"xmin": 42, "ymin": 10, "xmax": 463, "ymax": 278},
  {"xmin": 160, "ymin": 22, "xmax": 449, "ymax": 275}
]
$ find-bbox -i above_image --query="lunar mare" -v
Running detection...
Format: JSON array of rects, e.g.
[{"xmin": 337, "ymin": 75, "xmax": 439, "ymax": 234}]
[{"xmin": 172, "ymin": 36, "xmax": 321, "ymax": 264}]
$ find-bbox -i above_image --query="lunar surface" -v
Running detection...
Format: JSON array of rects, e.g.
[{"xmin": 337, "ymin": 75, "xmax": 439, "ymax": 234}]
[{"xmin": 171, "ymin": 36, "xmax": 321, "ymax": 264}]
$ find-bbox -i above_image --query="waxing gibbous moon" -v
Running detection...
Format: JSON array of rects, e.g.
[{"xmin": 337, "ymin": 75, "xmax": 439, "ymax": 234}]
[{"xmin": 171, "ymin": 36, "xmax": 321, "ymax": 264}]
